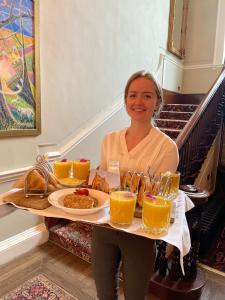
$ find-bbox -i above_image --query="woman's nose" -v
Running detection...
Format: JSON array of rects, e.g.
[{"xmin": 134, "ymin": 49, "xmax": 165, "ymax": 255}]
[{"xmin": 135, "ymin": 95, "xmax": 143, "ymax": 104}]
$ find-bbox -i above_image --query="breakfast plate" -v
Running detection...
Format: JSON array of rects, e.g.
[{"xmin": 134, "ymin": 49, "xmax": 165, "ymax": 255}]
[
  {"xmin": 48, "ymin": 188, "xmax": 109, "ymax": 215},
  {"xmin": 58, "ymin": 177, "xmax": 85, "ymax": 188}
]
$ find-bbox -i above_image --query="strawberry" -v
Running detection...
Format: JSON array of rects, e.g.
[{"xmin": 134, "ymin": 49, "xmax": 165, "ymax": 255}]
[
  {"xmin": 61, "ymin": 158, "xmax": 68, "ymax": 162},
  {"xmin": 73, "ymin": 188, "xmax": 89, "ymax": 196},
  {"xmin": 80, "ymin": 158, "xmax": 89, "ymax": 162}
]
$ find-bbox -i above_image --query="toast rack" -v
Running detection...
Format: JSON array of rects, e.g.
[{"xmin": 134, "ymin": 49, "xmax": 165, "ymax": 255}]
[{"xmin": 24, "ymin": 155, "xmax": 52, "ymax": 198}]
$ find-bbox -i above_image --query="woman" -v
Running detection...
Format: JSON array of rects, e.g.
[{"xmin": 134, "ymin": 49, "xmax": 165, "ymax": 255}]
[{"xmin": 92, "ymin": 71, "xmax": 179, "ymax": 300}]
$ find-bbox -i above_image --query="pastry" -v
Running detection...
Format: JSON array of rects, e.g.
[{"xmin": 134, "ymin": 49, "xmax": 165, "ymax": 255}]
[
  {"xmin": 63, "ymin": 194, "xmax": 98, "ymax": 209},
  {"xmin": 92, "ymin": 173, "xmax": 109, "ymax": 193},
  {"xmin": 13, "ymin": 168, "xmax": 62, "ymax": 192}
]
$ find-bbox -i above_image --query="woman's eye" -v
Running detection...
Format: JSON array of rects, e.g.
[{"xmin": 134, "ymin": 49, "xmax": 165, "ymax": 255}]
[
  {"xmin": 143, "ymin": 94, "xmax": 152, "ymax": 99},
  {"xmin": 129, "ymin": 94, "xmax": 136, "ymax": 99}
]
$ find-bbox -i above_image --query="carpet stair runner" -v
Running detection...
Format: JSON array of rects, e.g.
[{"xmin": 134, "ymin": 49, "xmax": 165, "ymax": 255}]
[
  {"xmin": 46, "ymin": 103, "xmax": 199, "ymax": 264},
  {"xmin": 155, "ymin": 104, "xmax": 198, "ymax": 140}
]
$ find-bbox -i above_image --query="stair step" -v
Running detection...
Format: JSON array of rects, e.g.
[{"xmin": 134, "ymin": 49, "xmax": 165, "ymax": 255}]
[
  {"xmin": 159, "ymin": 111, "xmax": 193, "ymax": 120},
  {"xmin": 156, "ymin": 119, "xmax": 187, "ymax": 130},
  {"xmin": 156, "ymin": 118, "xmax": 188, "ymax": 123},
  {"xmin": 160, "ymin": 127, "xmax": 181, "ymax": 132},
  {"xmin": 160, "ymin": 128, "xmax": 181, "ymax": 139},
  {"xmin": 163, "ymin": 104, "xmax": 198, "ymax": 112}
]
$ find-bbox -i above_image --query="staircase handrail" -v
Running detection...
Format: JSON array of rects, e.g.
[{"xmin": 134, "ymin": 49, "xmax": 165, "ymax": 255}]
[{"xmin": 176, "ymin": 68, "xmax": 225, "ymax": 149}]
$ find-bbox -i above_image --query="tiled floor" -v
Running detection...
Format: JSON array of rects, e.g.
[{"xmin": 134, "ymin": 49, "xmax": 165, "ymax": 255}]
[{"xmin": 1, "ymin": 242, "xmax": 225, "ymax": 300}]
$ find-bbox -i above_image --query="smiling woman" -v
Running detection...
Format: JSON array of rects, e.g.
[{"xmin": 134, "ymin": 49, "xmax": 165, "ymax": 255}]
[{"xmin": 92, "ymin": 71, "xmax": 179, "ymax": 300}]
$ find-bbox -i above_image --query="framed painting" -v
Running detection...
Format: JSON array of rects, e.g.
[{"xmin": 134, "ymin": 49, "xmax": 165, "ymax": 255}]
[
  {"xmin": 167, "ymin": 0, "xmax": 189, "ymax": 59},
  {"xmin": 0, "ymin": 0, "xmax": 41, "ymax": 137}
]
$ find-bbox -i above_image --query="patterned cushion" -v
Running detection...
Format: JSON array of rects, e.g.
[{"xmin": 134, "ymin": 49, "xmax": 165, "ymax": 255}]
[
  {"xmin": 49, "ymin": 221, "xmax": 93, "ymax": 263},
  {"xmin": 47, "ymin": 220, "xmax": 126, "ymax": 281}
]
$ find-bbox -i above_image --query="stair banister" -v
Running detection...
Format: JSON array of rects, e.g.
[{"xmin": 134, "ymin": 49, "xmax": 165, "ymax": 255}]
[{"xmin": 176, "ymin": 68, "xmax": 225, "ymax": 184}]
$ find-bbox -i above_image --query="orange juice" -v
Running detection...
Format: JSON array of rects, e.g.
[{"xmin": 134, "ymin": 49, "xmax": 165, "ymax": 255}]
[
  {"xmin": 73, "ymin": 159, "xmax": 90, "ymax": 180},
  {"xmin": 53, "ymin": 160, "xmax": 71, "ymax": 179},
  {"xmin": 110, "ymin": 191, "xmax": 136, "ymax": 226},
  {"xmin": 142, "ymin": 195, "xmax": 171, "ymax": 236}
]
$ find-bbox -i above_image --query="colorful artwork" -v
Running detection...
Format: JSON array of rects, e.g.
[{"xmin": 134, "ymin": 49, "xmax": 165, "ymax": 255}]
[{"xmin": 0, "ymin": 0, "xmax": 40, "ymax": 137}]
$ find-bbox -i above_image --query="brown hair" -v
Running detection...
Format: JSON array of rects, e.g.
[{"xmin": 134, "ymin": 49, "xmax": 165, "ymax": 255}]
[{"xmin": 124, "ymin": 70, "xmax": 163, "ymax": 114}]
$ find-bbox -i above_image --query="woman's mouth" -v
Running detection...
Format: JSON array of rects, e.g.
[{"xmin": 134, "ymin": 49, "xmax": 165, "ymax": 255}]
[{"xmin": 132, "ymin": 107, "xmax": 146, "ymax": 112}]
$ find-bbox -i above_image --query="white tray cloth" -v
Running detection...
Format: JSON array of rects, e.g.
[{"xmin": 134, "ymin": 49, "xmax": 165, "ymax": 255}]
[{"xmin": 0, "ymin": 189, "xmax": 194, "ymax": 274}]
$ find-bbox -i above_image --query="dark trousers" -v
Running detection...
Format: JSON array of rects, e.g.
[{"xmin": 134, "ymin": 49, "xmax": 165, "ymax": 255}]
[{"xmin": 91, "ymin": 225, "xmax": 155, "ymax": 300}]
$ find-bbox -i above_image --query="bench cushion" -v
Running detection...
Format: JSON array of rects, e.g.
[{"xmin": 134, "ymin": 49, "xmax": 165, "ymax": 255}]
[{"xmin": 49, "ymin": 221, "xmax": 93, "ymax": 263}]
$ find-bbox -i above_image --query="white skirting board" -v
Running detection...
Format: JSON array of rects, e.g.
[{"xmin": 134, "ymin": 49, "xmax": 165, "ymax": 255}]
[{"xmin": 0, "ymin": 223, "xmax": 49, "ymax": 266}]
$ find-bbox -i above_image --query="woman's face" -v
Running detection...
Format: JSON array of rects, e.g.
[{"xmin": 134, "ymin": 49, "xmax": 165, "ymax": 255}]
[{"xmin": 125, "ymin": 77, "xmax": 158, "ymax": 124}]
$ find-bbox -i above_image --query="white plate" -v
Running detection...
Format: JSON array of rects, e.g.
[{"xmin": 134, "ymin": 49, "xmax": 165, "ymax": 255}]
[{"xmin": 48, "ymin": 188, "xmax": 109, "ymax": 215}]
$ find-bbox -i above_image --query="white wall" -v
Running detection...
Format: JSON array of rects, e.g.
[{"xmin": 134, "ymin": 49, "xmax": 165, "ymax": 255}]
[
  {"xmin": 0, "ymin": 0, "xmax": 171, "ymax": 173},
  {"xmin": 182, "ymin": 0, "xmax": 225, "ymax": 93},
  {"xmin": 0, "ymin": 0, "xmax": 175, "ymax": 241}
]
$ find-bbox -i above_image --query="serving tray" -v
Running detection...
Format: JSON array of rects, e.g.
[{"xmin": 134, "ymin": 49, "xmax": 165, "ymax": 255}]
[{"xmin": 2, "ymin": 189, "xmax": 51, "ymax": 210}]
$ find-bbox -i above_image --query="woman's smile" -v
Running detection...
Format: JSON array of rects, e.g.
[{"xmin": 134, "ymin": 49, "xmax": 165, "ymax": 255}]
[{"xmin": 131, "ymin": 106, "xmax": 147, "ymax": 111}]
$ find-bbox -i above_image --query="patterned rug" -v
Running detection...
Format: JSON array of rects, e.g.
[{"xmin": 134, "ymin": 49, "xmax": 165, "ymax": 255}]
[{"xmin": 1, "ymin": 273, "xmax": 77, "ymax": 300}]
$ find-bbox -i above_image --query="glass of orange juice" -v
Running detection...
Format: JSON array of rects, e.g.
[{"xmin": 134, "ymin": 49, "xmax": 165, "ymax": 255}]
[
  {"xmin": 110, "ymin": 191, "xmax": 137, "ymax": 226},
  {"xmin": 73, "ymin": 159, "xmax": 90, "ymax": 180},
  {"xmin": 142, "ymin": 194, "xmax": 171, "ymax": 236},
  {"xmin": 53, "ymin": 159, "xmax": 72, "ymax": 179}
]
